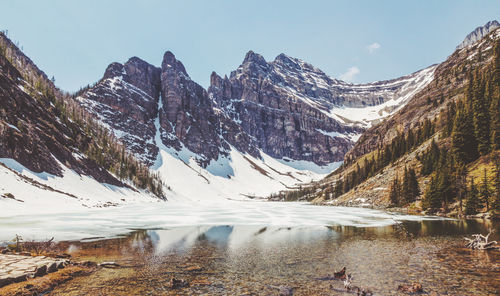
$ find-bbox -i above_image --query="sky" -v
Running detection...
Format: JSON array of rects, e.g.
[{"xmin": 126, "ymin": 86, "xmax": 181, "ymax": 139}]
[{"xmin": 1, "ymin": 0, "xmax": 499, "ymax": 92}]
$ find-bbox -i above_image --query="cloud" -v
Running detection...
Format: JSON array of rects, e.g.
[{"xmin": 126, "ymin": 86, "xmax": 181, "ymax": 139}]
[
  {"xmin": 340, "ymin": 66, "xmax": 360, "ymax": 82},
  {"xmin": 366, "ymin": 42, "xmax": 381, "ymax": 54}
]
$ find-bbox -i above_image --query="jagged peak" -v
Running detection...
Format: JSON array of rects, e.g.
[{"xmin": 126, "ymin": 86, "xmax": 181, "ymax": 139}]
[
  {"xmin": 161, "ymin": 51, "xmax": 188, "ymax": 76},
  {"xmin": 210, "ymin": 71, "xmax": 222, "ymax": 86},
  {"xmin": 457, "ymin": 20, "xmax": 500, "ymax": 50},
  {"xmin": 273, "ymin": 53, "xmax": 300, "ymax": 70},
  {"xmin": 125, "ymin": 56, "xmax": 155, "ymax": 68},
  {"xmin": 273, "ymin": 53, "xmax": 326, "ymax": 76},
  {"xmin": 242, "ymin": 50, "xmax": 267, "ymax": 65},
  {"xmin": 103, "ymin": 62, "xmax": 125, "ymax": 79}
]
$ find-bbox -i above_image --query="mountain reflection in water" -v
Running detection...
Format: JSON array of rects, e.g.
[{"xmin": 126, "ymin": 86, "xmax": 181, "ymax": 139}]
[{"xmin": 48, "ymin": 219, "xmax": 500, "ymax": 295}]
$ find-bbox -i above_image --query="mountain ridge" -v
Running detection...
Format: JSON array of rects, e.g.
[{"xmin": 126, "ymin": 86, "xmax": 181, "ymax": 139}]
[
  {"xmin": 457, "ymin": 20, "xmax": 499, "ymax": 50},
  {"xmin": 284, "ymin": 25, "xmax": 500, "ymax": 218}
]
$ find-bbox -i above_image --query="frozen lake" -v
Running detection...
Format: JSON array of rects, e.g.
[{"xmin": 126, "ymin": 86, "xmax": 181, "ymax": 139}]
[{"xmin": 0, "ymin": 200, "xmax": 443, "ymax": 242}]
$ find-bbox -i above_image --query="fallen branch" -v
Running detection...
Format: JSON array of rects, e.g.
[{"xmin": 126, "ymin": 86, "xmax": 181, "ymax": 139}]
[
  {"xmin": 464, "ymin": 229, "xmax": 499, "ymax": 250},
  {"xmin": 98, "ymin": 262, "xmax": 121, "ymax": 268}
]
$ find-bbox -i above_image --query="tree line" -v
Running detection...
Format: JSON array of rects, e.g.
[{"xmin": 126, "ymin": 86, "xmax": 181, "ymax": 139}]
[
  {"xmin": 418, "ymin": 39, "xmax": 500, "ymax": 214},
  {"xmin": 0, "ymin": 33, "xmax": 166, "ymax": 198}
]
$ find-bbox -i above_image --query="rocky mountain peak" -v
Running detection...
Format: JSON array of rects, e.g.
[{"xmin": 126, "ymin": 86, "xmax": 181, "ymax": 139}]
[
  {"xmin": 273, "ymin": 53, "xmax": 301, "ymax": 71},
  {"xmin": 210, "ymin": 71, "xmax": 224, "ymax": 88},
  {"xmin": 273, "ymin": 53, "xmax": 326, "ymax": 76},
  {"xmin": 162, "ymin": 51, "xmax": 188, "ymax": 77},
  {"xmin": 103, "ymin": 62, "xmax": 125, "ymax": 79},
  {"xmin": 457, "ymin": 20, "xmax": 500, "ymax": 50},
  {"xmin": 242, "ymin": 50, "xmax": 267, "ymax": 65},
  {"xmin": 80, "ymin": 44, "xmax": 437, "ymax": 169}
]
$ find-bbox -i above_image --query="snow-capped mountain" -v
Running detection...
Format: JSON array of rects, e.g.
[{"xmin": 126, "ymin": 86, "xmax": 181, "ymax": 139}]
[
  {"xmin": 457, "ymin": 20, "xmax": 500, "ymax": 50},
  {"xmin": 0, "ymin": 32, "xmax": 163, "ymax": 214},
  {"xmin": 209, "ymin": 51, "xmax": 436, "ymax": 165},
  {"xmin": 77, "ymin": 49, "xmax": 435, "ymax": 200}
]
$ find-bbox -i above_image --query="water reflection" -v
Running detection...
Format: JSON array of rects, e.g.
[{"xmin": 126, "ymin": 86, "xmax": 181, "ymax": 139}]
[{"xmin": 50, "ymin": 219, "xmax": 499, "ymax": 296}]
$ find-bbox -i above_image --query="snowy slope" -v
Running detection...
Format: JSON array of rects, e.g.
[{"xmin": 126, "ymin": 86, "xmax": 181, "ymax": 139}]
[
  {"xmin": 71, "ymin": 50, "xmax": 437, "ymax": 207},
  {"xmin": 155, "ymin": 146, "xmax": 340, "ymax": 202},
  {"xmin": 269, "ymin": 56, "xmax": 437, "ymax": 128},
  {"xmin": 327, "ymin": 65, "xmax": 437, "ymax": 127},
  {"xmin": 0, "ymin": 147, "xmax": 337, "ymax": 215},
  {"xmin": 0, "ymin": 158, "xmax": 166, "ymax": 216}
]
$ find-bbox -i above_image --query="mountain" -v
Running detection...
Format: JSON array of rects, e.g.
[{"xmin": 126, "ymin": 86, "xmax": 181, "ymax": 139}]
[
  {"xmin": 457, "ymin": 20, "xmax": 500, "ymax": 50},
  {"xmin": 76, "ymin": 57, "xmax": 161, "ymax": 166},
  {"xmin": 209, "ymin": 51, "xmax": 435, "ymax": 164},
  {"xmin": 289, "ymin": 23, "xmax": 500, "ymax": 217},
  {"xmin": 0, "ymin": 32, "xmax": 165, "ymax": 214},
  {"xmin": 77, "ymin": 48, "xmax": 435, "ymax": 200}
]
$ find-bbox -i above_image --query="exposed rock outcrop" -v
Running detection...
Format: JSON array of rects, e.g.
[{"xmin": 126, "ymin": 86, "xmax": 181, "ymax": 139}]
[
  {"xmin": 77, "ymin": 57, "xmax": 161, "ymax": 165},
  {"xmin": 456, "ymin": 20, "xmax": 499, "ymax": 50},
  {"xmin": 0, "ymin": 33, "xmax": 125, "ymax": 186},
  {"xmin": 209, "ymin": 51, "xmax": 434, "ymax": 165}
]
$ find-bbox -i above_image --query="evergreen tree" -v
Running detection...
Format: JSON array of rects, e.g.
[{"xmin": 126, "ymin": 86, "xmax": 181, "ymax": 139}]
[
  {"xmin": 492, "ymin": 159, "xmax": 500, "ymax": 214},
  {"xmin": 421, "ymin": 139, "xmax": 440, "ymax": 175},
  {"xmin": 402, "ymin": 167, "xmax": 420, "ymax": 204},
  {"xmin": 479, "ymin": 168, "xmax": 491, "ymax": 211},
  {"xmin": 465, "ymin": 178, "xmax": 480, "ymax": 215},
  {"xmin": 402, "ymin": 167, "xmax": 410, "ymax": 203},
  {"xmin": 389, "ymin": 174, "xmax": 401, "ymax": 206},
  {"xmin": 423, "ymin": 176, "xmax": 440, "ymax": 212},
  {"xmin": 408, "ymin": 168, "xmax": 420, "ymax": 203},
  {"xmin": 490, "ymin": 96, "xmax": 500, "ymax": 150},
  {"xmin": 436, "ymin": 166, "xmax": 454, "ymax": 208},
  {"xmin": 471, "ymin": 71, "xmax": 491, "ymax": 155},
  {"xmin": 451, "ymin": 103, "xmax": 477, "ymax": 164},
  {"xmin": 455, "ymin": 164, "xmax": 468, "ymax": 216}
]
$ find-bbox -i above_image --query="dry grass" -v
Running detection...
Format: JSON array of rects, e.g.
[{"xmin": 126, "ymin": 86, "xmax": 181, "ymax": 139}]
[
  {"xmin": 467, "ymin": 151, "xmax": 499, "ymax": 181},
  {"xmin": 0, "ymin": 265, "xmax": 94, "ymax": 296}
]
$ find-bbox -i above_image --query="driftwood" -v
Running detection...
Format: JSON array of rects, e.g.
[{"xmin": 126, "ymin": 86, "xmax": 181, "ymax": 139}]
[
  {"xmin": 343, "ymin": 273, "xmax": 352, "ymax": 289},
  {"xmin": 464, "ymin": 229, "xmax": 499, "ymax": 250},
  {"xmin": 98, "ymin": 261, "xmax": 121, "ymax": 268}
]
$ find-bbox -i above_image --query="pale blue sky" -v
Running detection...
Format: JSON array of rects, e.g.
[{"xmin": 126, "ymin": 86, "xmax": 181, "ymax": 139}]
[{"xmin": 1, "ymin": 0, "xmax": 499, "ymax": 92}]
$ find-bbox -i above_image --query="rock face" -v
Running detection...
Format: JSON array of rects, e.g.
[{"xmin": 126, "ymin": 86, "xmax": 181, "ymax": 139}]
[
  {"xmin": 208, "ymin": 51, "xmax": 434, "ymax": 164},
  {"xmin": 457, "ymin": 20, "xmax": 500, "ymax": 50},
  {"xmin": 159, "ymin": 51, "xmax": 237, "ymax": 164},
  {"xmin": 0, "ymin": 33, "xmax": 124, "ymax": 186},
  {"xmin": 209, "ymin": 53, "xmax": 357, "ymax": 165},
  {"xmin": 79, "ymin": 50, "xmax": 435, "ymax": 167},
  {"xmin": 78, "ymin": 57, "xmax": 161, "ymax": 165}
]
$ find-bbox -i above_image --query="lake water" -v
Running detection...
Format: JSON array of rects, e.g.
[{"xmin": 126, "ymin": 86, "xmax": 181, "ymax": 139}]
[{"xmin": 0, "ymin": 201, "xmax": 499, "ymax": 295}]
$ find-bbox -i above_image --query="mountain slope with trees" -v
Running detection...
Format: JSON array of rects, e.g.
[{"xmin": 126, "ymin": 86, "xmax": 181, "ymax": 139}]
[
  {"xmin": 0, "ymin": 31, "xmax": 165, "ymax": 201},
  {"xmin": 277, "ymin": 23, "xmax": 500, "ymax": 218}
]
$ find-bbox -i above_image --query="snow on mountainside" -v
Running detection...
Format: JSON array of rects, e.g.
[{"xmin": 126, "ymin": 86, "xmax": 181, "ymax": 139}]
[
  {"xmin": 77, "ymin": 58, "xmax": 161, "ymax": 166},
  {"xmin": 246, "ymin": 52, "xmax": 437, "ymax": 128},
  {"xmin": 0, "ymin": 32, "xmax": 164, "ymax": 215},
  {"xmin": 0, "ymin": 159, "xmax": 165, "ymax": 216},
  {"xmin": 328, "ymin": 65, "xmax": 436, "ymax": 127},
  {"xmin": 77, "ymin": 50, "xmax": 435, "ymax": 202},
  {"xmin": 2, "ymin": 21, "xmax": 496, "ymax": 212}
]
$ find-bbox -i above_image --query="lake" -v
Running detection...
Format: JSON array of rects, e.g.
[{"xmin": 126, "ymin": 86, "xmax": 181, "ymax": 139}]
[{"xmin": 1, "ymin": 201, "xmax": 499, "ymax": 295}]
